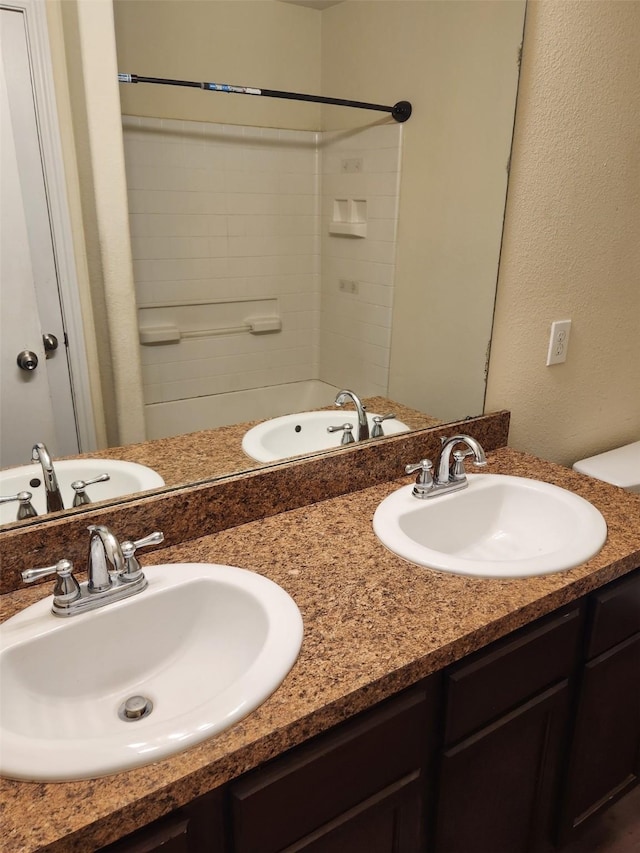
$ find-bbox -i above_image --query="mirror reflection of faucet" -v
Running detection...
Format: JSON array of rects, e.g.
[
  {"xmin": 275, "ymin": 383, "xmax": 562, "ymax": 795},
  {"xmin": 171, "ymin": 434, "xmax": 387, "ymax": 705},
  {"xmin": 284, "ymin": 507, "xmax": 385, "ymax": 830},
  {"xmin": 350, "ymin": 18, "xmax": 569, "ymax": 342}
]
[
  {"xmin": 1, "ymin": 443, "xmax": 111, "ymax": 519},
  {"xmin": 334, "ymin": 389, "xmax": 369, "ymax": 441},
  {"xmin": 405, "ymin": 434, "xmax": 487, "ymax": 499},
  {"xmin": 21, "ymin": 525, "xmax": 165, "ymax": 617},
  {"xmin": 70, "ymin": 473, "xmax": 111, "ymax": 506},
  {"xmin": 371, "ymin": 413, "xmax": 396, "ymax": 438},
  {"xmin": 0, "ymin": 490, "xmax": 38, "ymax": 520},
  {"xmin": 31, "ymin": 442, "xmax": 64, "ymax": 512},
  {"xmin": 328, "ymin": 393, "xmax": 400, "ymax": 443},
  {"xmin": 327, "ymin": 422, "xmax": 355, "ymax": 445}
]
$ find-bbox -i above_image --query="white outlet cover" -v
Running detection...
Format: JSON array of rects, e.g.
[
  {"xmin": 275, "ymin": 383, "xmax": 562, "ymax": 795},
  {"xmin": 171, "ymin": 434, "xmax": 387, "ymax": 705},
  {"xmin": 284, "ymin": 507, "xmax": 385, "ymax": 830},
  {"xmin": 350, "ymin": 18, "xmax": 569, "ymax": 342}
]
[{"xmin": 546, "ymin": 319, "xmax": 572, "ymax": 366}]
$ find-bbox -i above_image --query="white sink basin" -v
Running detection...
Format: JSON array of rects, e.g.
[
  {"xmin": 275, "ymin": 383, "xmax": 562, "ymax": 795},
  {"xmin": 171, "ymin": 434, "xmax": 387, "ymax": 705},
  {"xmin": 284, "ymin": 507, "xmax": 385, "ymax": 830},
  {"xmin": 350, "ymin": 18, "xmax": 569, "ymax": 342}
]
[
  {"xmin": 0, "ymin": 459, "xmax": 165, "ymax": 524},
  {"xmin": 0, "ymin": 563, "xmax": 303, "ymax": 781},
  {"xmin": 242, "ymin": 411, "xmax": 410, "ymax": 462},
  {"xmin": 373, "ymin": 474, "xmax": 607, "ymax": 578}
]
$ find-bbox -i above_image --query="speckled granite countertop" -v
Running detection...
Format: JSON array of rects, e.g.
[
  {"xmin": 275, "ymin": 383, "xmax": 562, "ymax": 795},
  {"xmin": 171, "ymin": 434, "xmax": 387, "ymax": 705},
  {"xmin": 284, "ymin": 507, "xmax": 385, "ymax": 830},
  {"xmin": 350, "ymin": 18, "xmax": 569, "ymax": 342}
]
[{"xmin": 1, "ymin": 448, "xmax": 639, "ymax": 852}]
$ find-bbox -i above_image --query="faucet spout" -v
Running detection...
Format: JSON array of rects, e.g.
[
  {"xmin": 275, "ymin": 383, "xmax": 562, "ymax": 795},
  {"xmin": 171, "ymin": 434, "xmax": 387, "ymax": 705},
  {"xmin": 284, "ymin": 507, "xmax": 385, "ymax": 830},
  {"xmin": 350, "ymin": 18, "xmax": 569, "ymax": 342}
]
[
  {"xmin": 87, "ymin": 524, "xmax": 125, "ymax": 592},
  {"xmin": 436, "ymin": 435, "xmax": 487, "ymax": 485},
  {"xmin": 31, "ymin": 443, "xmax": 64, "ymax": 513},
  {"xmin": 335, "ymin": 390, "xmax": 369, "ymax": 441}
]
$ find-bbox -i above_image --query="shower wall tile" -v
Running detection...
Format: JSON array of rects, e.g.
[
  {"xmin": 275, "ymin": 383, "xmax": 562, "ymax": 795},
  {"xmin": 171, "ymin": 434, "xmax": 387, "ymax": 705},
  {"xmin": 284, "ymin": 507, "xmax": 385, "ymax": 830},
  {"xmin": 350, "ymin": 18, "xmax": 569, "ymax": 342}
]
[
  {"xmin": 123, "ymin": 116, "xmax": 401, "ymax": 422},
  {"xmin": 319, "ymin": 124, "xmax": 402, "ymax": 397},
  {"xmin": 123, "ymin": 117, "xmax": 321, "ymax": 408}
]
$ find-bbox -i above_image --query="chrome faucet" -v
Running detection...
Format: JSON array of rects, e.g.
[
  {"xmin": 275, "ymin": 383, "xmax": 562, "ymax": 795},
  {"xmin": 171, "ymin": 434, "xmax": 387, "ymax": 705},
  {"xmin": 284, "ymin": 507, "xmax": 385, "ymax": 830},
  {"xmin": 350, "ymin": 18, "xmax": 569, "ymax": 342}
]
[
  {"xmin": 405, "ymin": 434, "xmax": 487, "ymax": 499},
  {"xmin": 334, "ymin": 390, "xmax": 369, "ymax": 441},
  {"xmin": 31, "ymin": 442, "xmax": 64, "ymax": 513},
  {"xmin": 436, "ymin": 434, "xmax": 487, "ymax": 485},
  {"xmin": 21, "ymin": 525, "xmax": 164, "ymax": 617},
  {"xmin": 87, "ymin": 524, "xmax": 126, "ymax": 592}
]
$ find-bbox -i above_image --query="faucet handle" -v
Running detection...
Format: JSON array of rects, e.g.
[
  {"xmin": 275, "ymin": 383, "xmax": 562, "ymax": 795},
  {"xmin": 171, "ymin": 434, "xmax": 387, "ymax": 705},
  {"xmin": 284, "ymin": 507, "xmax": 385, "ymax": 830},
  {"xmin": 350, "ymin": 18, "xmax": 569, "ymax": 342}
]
[
  {"xmin": 120, "ymin": 531, "xmax": 164, "ymax": 582},
  {"xmin": 71, "ymin": 473, "xmax": 111, "ymax": 506},
  {"xmin": 452, "ymin": 449, "xmax": 476, "ymax": 480},
  {"xmin": 371, "ymin": 413, "xmax": 396, "ymax": 438},
  {"xmin": 0, "ymin": 491, "xmax": 38, "ymax": 520},
  {"xmin": 327, "ymin": 423, "xmax": 355, "ymax": 444},
  {"xmin": 22, "ymin": 559, "xmax": 81, "ymax": 605},
  {"xmin": 405, "ymin": 459, "xmax": 434, "ymax": 497},
  {"xmin": 405, "ymin": 459, "xmax": 433, "ymax": 479}
]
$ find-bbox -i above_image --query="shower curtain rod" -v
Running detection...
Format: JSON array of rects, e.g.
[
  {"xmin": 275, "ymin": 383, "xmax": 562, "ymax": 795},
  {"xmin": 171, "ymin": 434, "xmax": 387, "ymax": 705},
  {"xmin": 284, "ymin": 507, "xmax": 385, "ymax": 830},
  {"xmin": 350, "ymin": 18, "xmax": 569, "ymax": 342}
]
[{"xmin": 118, "ymin": 73, "xmax": 412, "ymax": 122}]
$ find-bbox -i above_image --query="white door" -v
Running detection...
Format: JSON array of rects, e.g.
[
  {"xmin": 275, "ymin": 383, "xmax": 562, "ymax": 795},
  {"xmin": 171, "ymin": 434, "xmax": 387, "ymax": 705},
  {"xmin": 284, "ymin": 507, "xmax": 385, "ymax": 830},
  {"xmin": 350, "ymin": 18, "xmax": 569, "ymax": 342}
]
[{"xmin": 0, "ymin": 5, "xmax": 79, "ymax": 467}]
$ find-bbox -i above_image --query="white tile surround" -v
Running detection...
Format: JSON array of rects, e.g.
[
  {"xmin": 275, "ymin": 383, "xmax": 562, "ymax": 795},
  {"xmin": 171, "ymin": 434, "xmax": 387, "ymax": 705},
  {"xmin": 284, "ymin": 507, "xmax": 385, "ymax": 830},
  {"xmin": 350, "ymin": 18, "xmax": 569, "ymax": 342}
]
[
  {"xmin": 122, "ymin": 116, "xmax": 401, "ymax": 435},
  {"xmin": 320, "ymin": 125, "xmax": 402, "ymax": 397}
]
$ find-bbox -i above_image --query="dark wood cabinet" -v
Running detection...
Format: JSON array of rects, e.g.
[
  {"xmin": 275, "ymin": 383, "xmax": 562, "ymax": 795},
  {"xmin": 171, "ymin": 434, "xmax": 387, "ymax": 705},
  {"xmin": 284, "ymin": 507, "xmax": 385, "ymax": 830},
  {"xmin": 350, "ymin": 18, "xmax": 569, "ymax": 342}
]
[
  {"xmin": 434, "ymin": 681, "xmax": 570, "ymax": 853},
  {"xmin": 100, "ymin": 789, "xmax": 226, "ymax": 853},
  {"xmin": 432, "ymin": 605, "xmax": 583, "ymax": 853},
  {"xmin": 558, "ymin": 570, "xmax": 640, "ymax": 843},
  {"xmin": 229, "ymin": 678, "xmax": 440, "ymax": 853}
]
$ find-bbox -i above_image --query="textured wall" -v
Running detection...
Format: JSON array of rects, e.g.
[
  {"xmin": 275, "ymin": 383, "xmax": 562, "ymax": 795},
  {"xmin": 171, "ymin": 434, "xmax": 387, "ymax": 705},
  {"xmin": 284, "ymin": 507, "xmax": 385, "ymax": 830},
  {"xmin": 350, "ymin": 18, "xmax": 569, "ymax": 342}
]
[
  {"xmin": 485, "ymin": 0, "xmax": 640, "ymax": 465},
  {"xmin": 114, "ymin": 0, "xmax": 321, "ymax": 129},
  {"xmin": 322, "ymin": 0, "xmax": 526, "ymax": 422}
]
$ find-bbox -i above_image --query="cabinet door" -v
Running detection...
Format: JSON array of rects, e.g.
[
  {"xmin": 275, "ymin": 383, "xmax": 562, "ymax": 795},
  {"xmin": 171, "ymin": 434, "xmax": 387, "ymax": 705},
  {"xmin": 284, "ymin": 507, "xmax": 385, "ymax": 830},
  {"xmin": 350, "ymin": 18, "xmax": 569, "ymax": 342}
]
[
  {"xmin": 230, "ymin": 680, "xmax": 439, "ymax": 853},
  {"xmin": 279, "ymin": 771, "xmax": 422, "ymax": 853},
  {"xmin": 433, "ymin": 681, "xmax": 570, "ymax": 853},
  {"xmin": 559, "ymin": 632, "xmax": 640, "ymax": 841},
  {"xmin": 99, "ymin": 789, "xmax": 226, "ymax": 853}
]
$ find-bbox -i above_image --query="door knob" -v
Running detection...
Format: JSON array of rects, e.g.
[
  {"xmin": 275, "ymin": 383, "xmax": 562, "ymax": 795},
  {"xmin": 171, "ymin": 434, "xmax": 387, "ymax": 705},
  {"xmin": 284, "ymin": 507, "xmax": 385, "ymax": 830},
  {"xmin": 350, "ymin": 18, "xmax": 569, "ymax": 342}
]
[
  {"xmin": 17, "ymin": 350, "xmax": 38, "ymax": 371},
  {"xmin": 42, "ymin": 333, "xmax": 59, "ymax": 355}
]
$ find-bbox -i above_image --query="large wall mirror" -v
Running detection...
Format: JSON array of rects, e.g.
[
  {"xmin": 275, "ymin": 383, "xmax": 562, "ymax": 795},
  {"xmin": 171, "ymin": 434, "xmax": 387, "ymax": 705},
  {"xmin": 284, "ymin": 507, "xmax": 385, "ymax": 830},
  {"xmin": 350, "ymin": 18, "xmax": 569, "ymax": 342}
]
[{"xmin": 0, "ymin": 0, "xmax": 525, "ymax": 530}]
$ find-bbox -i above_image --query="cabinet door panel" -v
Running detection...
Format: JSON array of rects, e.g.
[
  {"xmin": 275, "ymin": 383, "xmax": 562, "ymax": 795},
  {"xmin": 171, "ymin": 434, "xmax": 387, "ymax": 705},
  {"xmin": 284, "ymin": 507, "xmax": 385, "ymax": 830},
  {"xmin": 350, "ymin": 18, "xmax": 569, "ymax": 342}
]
[
  {"xmin": 100, "ymin": 789, "xmax": 225, "ymax": 853},
  {"xmin": 586, "ymin": 569, "xmax": 640, "ymax": 659},
  {"xmin": 560, "ymin": 632, "xmax": 640, "ymax": 837},
  {"xmin": 445, "ymin": 606, "xmax": 582, "ymax": 744},
  {"xmin": 101, "ymin": 816, "xmax": 190, "ymax": 853},
  {"xmin": 231, "ymin": 683, "xmax": 437, "ymax": 853},
  {"xmin": 283, "ymin": 772, "xmax": 422, "ymax": 853},
  {"xmin": 434, "ymin": 681, "xmax": 570, "ymax": 853}
]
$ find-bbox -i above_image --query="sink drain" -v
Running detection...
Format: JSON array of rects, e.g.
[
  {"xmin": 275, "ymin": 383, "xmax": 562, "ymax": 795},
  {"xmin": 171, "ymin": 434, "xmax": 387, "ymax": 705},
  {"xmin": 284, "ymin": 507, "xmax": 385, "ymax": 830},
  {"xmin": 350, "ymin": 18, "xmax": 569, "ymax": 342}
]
[{"xmin": 118, "ymin": 695, "xmax": 153, "ymax": 721}]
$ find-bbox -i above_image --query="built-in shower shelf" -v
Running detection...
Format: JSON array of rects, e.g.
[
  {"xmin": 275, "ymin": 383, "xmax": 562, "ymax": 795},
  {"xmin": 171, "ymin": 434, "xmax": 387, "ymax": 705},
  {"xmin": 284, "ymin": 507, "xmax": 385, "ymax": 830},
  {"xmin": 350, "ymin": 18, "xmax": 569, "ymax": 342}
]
[{"xmin": 329, "ymin": 198, "xmax": 367, "ymax": 238}]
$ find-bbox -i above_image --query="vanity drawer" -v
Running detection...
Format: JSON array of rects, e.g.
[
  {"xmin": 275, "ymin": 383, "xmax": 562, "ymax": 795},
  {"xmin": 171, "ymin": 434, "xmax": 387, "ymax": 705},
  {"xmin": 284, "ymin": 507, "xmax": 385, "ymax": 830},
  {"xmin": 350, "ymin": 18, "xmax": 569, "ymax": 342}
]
[
  {"xmin": 229, "ymin": 681, "xmax": 437, "ymax": 853},
  {"xmin": 444, "ymin": 604, "xmax": 583, "ymax": 745},
  {"xmin": 586, "ymin": 568, "xmax": 640, "ymax": 660}
]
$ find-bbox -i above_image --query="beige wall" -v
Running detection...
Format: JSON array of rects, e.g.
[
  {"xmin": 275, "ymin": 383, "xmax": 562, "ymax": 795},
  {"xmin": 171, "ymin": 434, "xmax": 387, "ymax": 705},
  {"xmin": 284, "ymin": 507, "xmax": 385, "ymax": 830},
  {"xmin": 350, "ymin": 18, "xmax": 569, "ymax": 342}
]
[
  {"xmin": 485, "ymin": 0, "xmax": 640, "ymax": 466},
  {"xmin": 321, "ymin": 0, "xmax": 526, "ymax": 421},
  {"xmin": 114, "ymin": 0, "xmax": 321, "ymax": 129},
  {"xmin": 54, "ymin": 0, "xmax": 146, "ymax": 446}
]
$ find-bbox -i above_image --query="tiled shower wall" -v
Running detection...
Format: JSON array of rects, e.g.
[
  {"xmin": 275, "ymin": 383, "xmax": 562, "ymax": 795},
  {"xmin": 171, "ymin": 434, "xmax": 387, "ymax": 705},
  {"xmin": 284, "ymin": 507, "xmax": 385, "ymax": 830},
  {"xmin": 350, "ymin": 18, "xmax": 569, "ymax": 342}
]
[
  {"xmin": 122, "ymin": 116, "xmax": 401, "ymax": 429},
  {"xmin": 320, "ymin": 125, "xmax": 402, "ymax": 396}
]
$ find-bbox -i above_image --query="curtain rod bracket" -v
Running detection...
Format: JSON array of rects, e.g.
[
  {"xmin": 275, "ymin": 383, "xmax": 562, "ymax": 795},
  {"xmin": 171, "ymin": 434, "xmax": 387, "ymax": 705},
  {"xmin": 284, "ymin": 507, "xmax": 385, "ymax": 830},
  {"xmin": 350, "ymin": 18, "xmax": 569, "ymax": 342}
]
[{"xmin": 118, "ymin": 73, "xmax": 412, "ymax": 123}]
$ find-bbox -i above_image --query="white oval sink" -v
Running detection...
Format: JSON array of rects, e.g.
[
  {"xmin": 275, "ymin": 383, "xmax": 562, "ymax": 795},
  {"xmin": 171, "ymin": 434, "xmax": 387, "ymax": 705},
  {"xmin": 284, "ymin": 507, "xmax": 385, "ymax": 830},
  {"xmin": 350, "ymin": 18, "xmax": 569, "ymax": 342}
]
[
  {"xmin": 0, "ymin": 459, "xmax": 165, "ymax": 524},
  {"xmin": 0, "ymin": 563, "xmax": 303, "ymax": 781},
  {"xmin": 242, "ymin": 411, "xmax": 410, "ymax": 462},
  {"xmin": 373, "ymin": 474, "xmax": 607, "ymax": 578}
]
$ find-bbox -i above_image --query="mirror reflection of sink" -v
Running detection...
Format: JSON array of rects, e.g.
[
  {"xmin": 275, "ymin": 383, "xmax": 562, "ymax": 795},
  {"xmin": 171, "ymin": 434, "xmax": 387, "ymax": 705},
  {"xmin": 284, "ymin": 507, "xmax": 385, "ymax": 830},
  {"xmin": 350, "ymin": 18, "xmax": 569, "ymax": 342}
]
[
  {"xmin": 0, "ymin": 563, "xmax": 303, "ymax": 781},
  {"xmin": 373, "ymin": 474, "xmax": 607, "ymax": 578},
  {"xmin": 242, "ymin": 411, "xmax": 410, "ymax": 462},
  {"xmin": 0, "ymin": 459, "xmax": 165, "ymax": 524}
]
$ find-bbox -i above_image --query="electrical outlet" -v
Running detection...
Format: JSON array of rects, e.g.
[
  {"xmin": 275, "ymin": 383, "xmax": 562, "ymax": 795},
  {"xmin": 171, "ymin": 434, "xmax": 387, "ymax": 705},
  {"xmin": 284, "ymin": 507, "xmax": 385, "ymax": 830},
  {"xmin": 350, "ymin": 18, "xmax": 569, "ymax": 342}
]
[
  {"xmin": 339, "ymin": 279, "xmax": 359, "ymax": 294},
  {"xmin": 546, "ymin": 320, "xmax": 572, "ymax": 366}
]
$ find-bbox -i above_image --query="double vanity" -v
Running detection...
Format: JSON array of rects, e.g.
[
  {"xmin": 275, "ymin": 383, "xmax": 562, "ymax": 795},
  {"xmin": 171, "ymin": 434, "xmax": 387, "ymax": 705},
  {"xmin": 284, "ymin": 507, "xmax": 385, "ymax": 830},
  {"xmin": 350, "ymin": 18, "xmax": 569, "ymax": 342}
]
[{"xmin": 0, "ymin": 411, "xmax": 638, "ymax": 851}]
